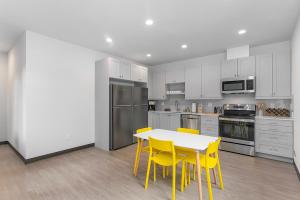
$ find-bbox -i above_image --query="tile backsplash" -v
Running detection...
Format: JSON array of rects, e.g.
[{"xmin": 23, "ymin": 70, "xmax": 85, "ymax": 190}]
[{"xmin": 155, "ymin": 94, "xmax": 292, "ymax": 114}]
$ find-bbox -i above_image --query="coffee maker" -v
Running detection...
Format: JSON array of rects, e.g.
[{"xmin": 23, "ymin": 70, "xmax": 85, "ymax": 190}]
[{"xmin": 148, "ymin": 101, "xmax": 156, "ymax": 111}]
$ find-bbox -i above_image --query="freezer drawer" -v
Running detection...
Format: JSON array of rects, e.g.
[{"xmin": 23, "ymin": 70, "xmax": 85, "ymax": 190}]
[
  {"xmin": 133, "ymin": 105, "xmax": 148, "ymax": 134},
  {"xmin": 111, "ymin": 107, "xmax": 133, "ymax": 150}
]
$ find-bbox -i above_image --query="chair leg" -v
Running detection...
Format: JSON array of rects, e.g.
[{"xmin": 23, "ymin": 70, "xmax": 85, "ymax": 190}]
[
  {"xmin": 134, "ymin": 140, "xmax": 141, "ymax": 176},
  {"xmin": 193, "ymin": 164, "xmax": 196, "ymax": 180},
  {"xmin": 145, "ymin": 158, "xmax": 152, "ymax": 189},
  {"xmin": 217, "ymin": 160, "xmax": 224, "ymax": 190},
  {"xmin": 172, "ymin": 164, "xmax": 176, "ymax": 200},
  {"xmin": 206, "ymin": 167, "xmax": 213, "ymax": 200},
  {"xmin": 184, "ymin": 163, "xmax": 187, "ymax": 187},
  {"xmin": 181, "ymin": 161, "xmax": 185, "ymax": 192},
  {"xmin": 166, "ymin": 167, "xmax": 169, "ymax": 176},
  {"xmin": 153, "ymin": 163, "xmax": 157, "ymax": 182},
  {"xmin": 163, "ymin": 166, "xmax": 166, "ymax": 179},
  {"xmin": 212, "ymin": 168, "xmax": 217, "ymax": 184},
  {"xmin": 187, "ymin": 163, "xmax": 191, "ymax": 185}
]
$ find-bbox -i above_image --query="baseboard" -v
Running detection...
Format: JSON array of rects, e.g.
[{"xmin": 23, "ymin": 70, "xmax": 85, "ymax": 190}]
[
  {"xmin": 25, "ymin": 143, "xmax": 95, "ymax": 164},
  {"xmin": 0, "ymin": 141, "xmax": 8, "ymax": 145},
  {"xmin": 7, "ymin": 142, "xmax": 27, "ymax": 163},
  {"xmin": 295, "ymin": 161, "xmax": 300, "ymax": 181},
  {"xmin": 0, "ymin": 141, "xmax": 94, "ymax": 164}
]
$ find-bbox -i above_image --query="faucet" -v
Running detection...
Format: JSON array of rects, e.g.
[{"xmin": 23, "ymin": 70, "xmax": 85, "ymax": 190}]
[{"xmin": 175, "ymin": 100, "xmax": 179, "ymax": 111}]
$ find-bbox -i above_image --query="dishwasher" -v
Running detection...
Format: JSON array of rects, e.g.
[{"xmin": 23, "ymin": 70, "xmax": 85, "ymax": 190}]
[{"xmin": 181, "ymin": 114, "xmax": 201, "ymax": 130}]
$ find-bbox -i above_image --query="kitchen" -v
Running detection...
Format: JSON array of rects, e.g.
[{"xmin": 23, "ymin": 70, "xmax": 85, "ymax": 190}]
[
  {"xmin": 147, "ymin": 41, "xmax": 293, "ymax": 162},
  {"xmin": 0, "ymin": 1, "xmax": 299, "ymax": 200}
]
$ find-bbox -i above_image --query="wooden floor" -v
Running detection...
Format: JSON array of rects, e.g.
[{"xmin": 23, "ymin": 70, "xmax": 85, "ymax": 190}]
[{"xmin": 0, "ymin": 144, "xmax": 299, "ymax": 200}]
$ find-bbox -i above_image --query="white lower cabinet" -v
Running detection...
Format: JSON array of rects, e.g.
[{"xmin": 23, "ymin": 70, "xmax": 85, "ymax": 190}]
[
  {"xmin": 255, "ymin": 118, "xmax": 293, "ymax": 159},
  {"xmin": 148, "ymin": 112, "xmax": 180, "ymax": 131},
  {"xmin": 201, "ymin": 116, "xmax": 219, "ymax": 137}
]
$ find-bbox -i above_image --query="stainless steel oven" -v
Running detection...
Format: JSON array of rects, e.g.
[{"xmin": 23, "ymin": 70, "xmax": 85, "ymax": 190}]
[
  {"xmin": 219, "ymin": 104, "xmax": 256, "ymax": 156},
  {"xmin": 221, "ymin": 76, "xmax": 255, "ymax": 94}
]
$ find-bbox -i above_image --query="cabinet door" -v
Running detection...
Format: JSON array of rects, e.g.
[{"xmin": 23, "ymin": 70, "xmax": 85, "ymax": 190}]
[
  {"xmin": 169, "ymin": 114, "xmax": 181, "ymax": 131},
  {"xmin": 148, "ymin": 71, "xmax": 153, "ymax": 99},
  {"xmin": 273, "ymin": 53, "xmax": 291, "ymax": 97},
  {"xmin": 152, "ymin": 113, "xmax": 160, "ymax": 129},
  {"xmin": 166, "ymin": 69, "xmax": 185, "ymax": 84},
  {"xmin": 238, "ymin": 56, "xmax": 255, "ymax": 77},
  {"xmin": 201, "ymin": 116, "xmax": 219, "ymax": 137},
  {"xmin": 148, "ymin": 112, "xmax": 153, "ymax": 127},
  {"xmin": 119, "ymin": 61, "xmax": 131, "ymax": 80},
  {"xmin": 139, "ymin": 66, "xmax": 148, "ymax": 83},
  {"xmin": 159, "ymin": 114, "xmax": 170, "ymax": 130},
  {"xmin": 152, "ymin": 71, "xmax": 166, "ymax": 100},
  {"xmin": 185, "ymin": 66, "xmax": 202, "ymax": 99},
  {"xmin": 221, "ymin": 59, "xmax": 237, "ymax": 78},
  {"xmin": 256, "ymin": 54, "xmax": 273, "ymax": 98},
  {"xmin": 108, "ymin": 58, "xmax": 120, "ymax": 79},
  {"xmin": 202, "ymin": 62, "xmax": 222, "ymax": 99}
]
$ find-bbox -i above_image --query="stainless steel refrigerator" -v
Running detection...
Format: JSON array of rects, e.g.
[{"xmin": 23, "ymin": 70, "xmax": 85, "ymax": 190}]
[{"xmin": 110, "ymin": 84, "xmax": 148, "ymax": 150}]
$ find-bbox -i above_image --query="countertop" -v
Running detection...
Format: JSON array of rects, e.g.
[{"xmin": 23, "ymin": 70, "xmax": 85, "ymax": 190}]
[
  {"xmin": 148, "ymin": 110, "xmax": 220, "ymax": 117},
  {"xmin": 255, "ymin": 116, "xmax": 294, "ymax": 121}
]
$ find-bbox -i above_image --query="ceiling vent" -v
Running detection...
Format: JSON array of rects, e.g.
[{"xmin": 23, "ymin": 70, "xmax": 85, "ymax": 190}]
[{"xmin": 227, "ymin": 45, "xmax": 249, "ymax": 60}]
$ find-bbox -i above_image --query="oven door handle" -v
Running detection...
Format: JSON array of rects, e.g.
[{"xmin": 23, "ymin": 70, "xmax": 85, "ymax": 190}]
[{"xmin": 219, "ymin": 117, "xmax": 255, "ymax": 123}]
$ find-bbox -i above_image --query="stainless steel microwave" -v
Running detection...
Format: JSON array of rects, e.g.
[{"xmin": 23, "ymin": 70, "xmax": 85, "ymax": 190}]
[{"xmin": 221, "ymin": 76, "xmax": 255, "ymax": 94}]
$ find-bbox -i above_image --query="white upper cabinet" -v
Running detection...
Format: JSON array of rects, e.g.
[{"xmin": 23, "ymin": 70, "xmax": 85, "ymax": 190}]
[
  {"xmin": 185, "ymin": 65, "xmax": 202, "ymax": 99},
  {"xmin": 256, "ymin": 54, "xmax": 273, "ymax": 98},
  {"xmin": 108, "ymin": 58, "xmax": 131, "ymax": 80},
  {"xmin": 108, "ymin": 58, "xmax": 121, "ymax": 79},
  {"xmin": 202, "ymin": 62, "xmax": 222, "ymax": 99},
  {"xmin": 151, "ymin": 71, "xmax": 166, "ymax": 100},
  {"xmin": 255, "ymin": 52, "xmax": 291, "ymax": 99},
  {"xmin": 273, "ymin": 53, "xmax": 291, "ymax": 97},
  {"xmin": 221, "ymin": 59, "xmax": 237, "ymax": 78},
  {"xmin": 131, "ymin": 64, "xmax": 148, "ymax": 83},
  {"xmin": 237, "ymin": 56, "xmax": 255, "ymax": 77},
  {"xmin": 119, "ymin": 61, "xmax": 131, "ymax": 80},
  {"xmin": 166, "ymin": 69, "xmax": 185, "ymax": 84}
]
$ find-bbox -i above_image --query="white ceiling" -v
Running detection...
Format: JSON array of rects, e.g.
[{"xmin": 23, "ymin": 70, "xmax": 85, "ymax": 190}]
[{"xmin": 0, "ymin": 0, "xmax": 299, "ymax": 65}]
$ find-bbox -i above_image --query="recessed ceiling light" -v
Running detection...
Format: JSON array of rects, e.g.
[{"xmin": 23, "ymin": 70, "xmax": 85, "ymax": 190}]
[
  {"xmin": 181, "ymin": 44, "xmax": 188, "ymax": 49},
  {"xmin": 145, "ymin": 19, "xmax": 154, "ymax": 26},
  {"xmin": 238, "ymin": 29, "xmax": 247, "ymax": 35},
  {"xmin": 106, "ymin": 37, "xmax": 113, "ymax": 43},
  {"xmin": 146, "ymin": 54, "xmax": 152, "ymax": 57}
]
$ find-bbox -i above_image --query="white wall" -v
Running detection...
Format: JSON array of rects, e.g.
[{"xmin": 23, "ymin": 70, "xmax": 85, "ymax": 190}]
[
  {"xmin": 292, "ymin": 16, "xmax": 300, "ymax": 171},
  {"xmin": 24, "ymin": 31, "xmax": 106, "ymax": 159},
  {"xmin": 0, "ymin": 52, "xmax": 8, "ymax": 142},
  {"xmin": 7, "ymin": 33, "xmax": 27, "ymax": 157}
]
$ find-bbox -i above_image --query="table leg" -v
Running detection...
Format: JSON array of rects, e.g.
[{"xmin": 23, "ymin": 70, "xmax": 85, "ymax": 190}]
[
  {"xmin": 134, "ymin": 140, "xmax": 143, "ymax": 176},
  {"xmin": 196, "ymin": 151, "xmax": 203, "ymax": 200}
]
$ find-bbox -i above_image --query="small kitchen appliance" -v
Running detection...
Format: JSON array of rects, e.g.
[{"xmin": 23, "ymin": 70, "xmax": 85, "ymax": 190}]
[{"xmin": 148, "ymin": 101, "xmax": 156, "ymax": 111}]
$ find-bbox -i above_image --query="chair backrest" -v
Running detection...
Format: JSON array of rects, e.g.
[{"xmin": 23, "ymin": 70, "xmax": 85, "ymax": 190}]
[
  {"xmin": 149, "ymin": 137, "xmax": 175, "ymax": 153},
  {"xmin": 176, "ymin": 128, "xmax": 200, "ymax": 135},
  {"xmin": 206, "ymin": 137, "xmax": 221, "ymax": 157},
  {"xmin": 136, "ymin": 127, "xmax": 152, "ymax": 134}
]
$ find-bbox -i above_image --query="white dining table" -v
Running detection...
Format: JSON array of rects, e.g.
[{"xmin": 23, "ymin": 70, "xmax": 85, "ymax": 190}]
[{"xmin": 133, "ymin": 129, "xmax": 218, "ymax": 200}]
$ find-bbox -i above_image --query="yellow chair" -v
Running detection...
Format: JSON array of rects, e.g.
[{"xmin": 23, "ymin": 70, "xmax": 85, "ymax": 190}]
[
  {"xmin": 176, "ymin": 128, "xmax": 200, "ymax": 187},
  {"xmin": 134, "ymin": 127, "xmax": 156, "ymax": 176},
  {"xmin": 185, "ymin": 138, "xmax": 224, "ymax": 200},
  {"xmin": 145, "ymin": 137, "xmax": 186, "ymax": 200}
]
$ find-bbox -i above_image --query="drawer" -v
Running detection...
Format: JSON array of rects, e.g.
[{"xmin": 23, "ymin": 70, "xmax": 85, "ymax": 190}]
[
  {"xmin": 256, "ymin": 143, "xmax": 293, "ymax": 158},
  {"xmin": 256, "ymin": 119, "xmax": 293, "ymax": 128},
  {"xmin": 201, "ymin": 116, "xmax": 218, "ymax": 125},
  {"xmin": 255, "ymin": 125, "xmax": 293, "ymax": 133},
  {"xmin": 255, "ymin": 131, "xmax": 293, "ymax": 146}
]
